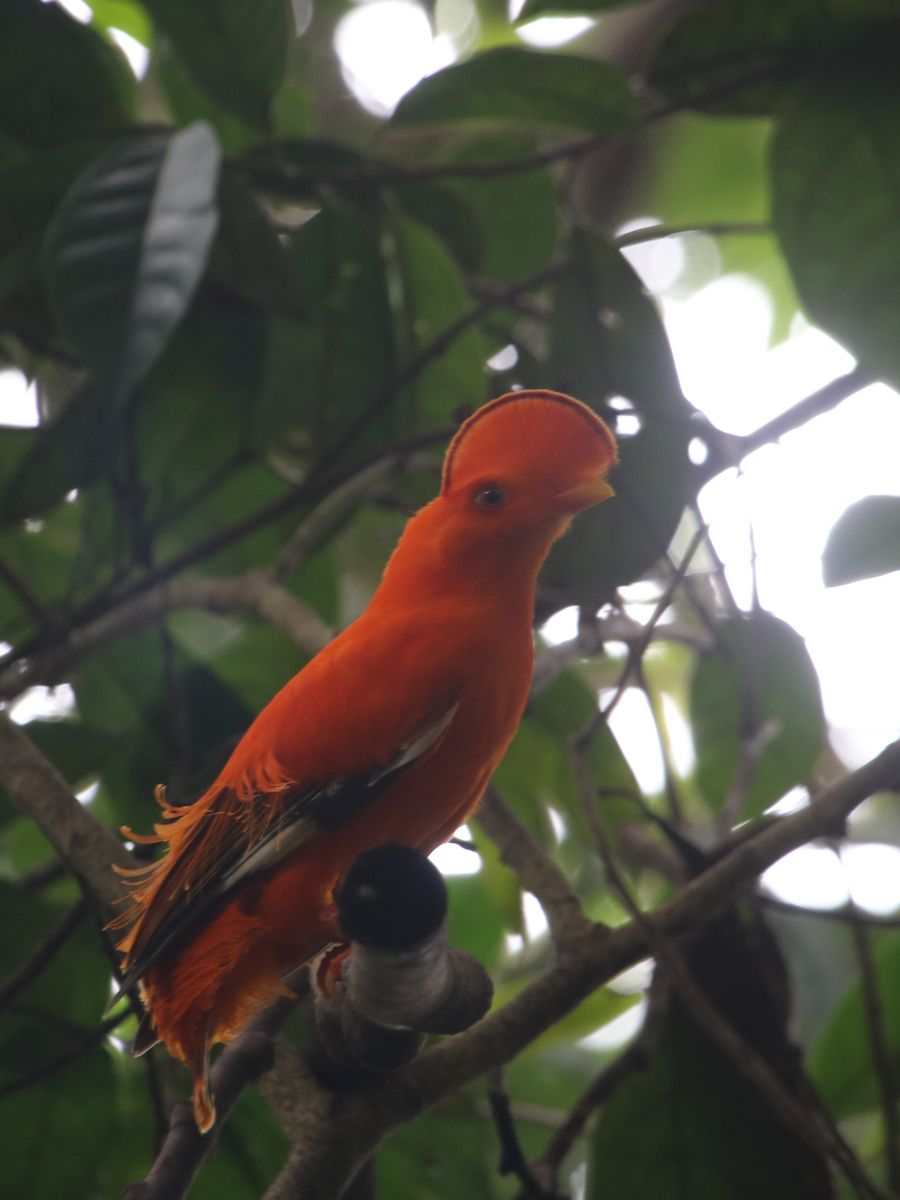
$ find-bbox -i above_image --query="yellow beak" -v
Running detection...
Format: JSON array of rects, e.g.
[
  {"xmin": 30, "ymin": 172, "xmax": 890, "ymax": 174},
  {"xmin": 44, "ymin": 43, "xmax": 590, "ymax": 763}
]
[{"xmin": 557, "ymin": 476, "xmax": 615, "ymax": 512}]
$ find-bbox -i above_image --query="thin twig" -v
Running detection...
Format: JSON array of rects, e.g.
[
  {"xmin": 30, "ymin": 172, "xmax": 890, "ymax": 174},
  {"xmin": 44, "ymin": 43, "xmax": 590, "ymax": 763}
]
[
  {"xmin": 634, "ymin": 660, "xmax": 683, "ymax": 821},
  {"xmin": 315, "ymin": 259, "xmax": 569, "ymax": 471},
  {"xmin": 756, "ymin": 893, "xmax": 900, "ymax": 928},
  {"xmin": 242, "ymin": 63, "xmax": 782, "ymax": 193},
  {"xmin": 272, "ymin": 450, "xmax": 435, "ymax": 583},
  {"xmin": 574, "ymin": 527, "xmax": 706, "ymax": 749},
  {"xmin": 615, "ymin": 221, "xmax": 770, "ymax": 248},
  {"xmin": 0, "ymin": 428, "xmax": 445, "ymax": 684},
  {"xmin": 487, "ymin": 1066, "xmax": 554, "ymax": 1199}
]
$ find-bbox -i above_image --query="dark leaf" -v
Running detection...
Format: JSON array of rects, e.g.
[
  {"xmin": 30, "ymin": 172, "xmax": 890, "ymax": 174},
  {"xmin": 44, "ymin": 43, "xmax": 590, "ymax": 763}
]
[
  {"xmin": 386, "ymin": 211, "xmax": 491, "ymax": 427},
  {"xmin": 143, "ymin": 0, "xmax": 289, "ymax": 129},
  {"xmin": 393, "ymin": 47, "xmax": 639, "ymax": 135},
  {"xmin": 1, "ymin": 0, "xmax": 133, "ymax": 146},
  {"xmin": 0, "ymin": 389, "xmax": 110, "ymax": 525},
  {"xmin": 0, "ymin": 139, "xmax": 110, "ymax": 306},
  {"xmin": 822, "ymin": 495, "xmax": 900, "ymax": 587},
  {"xmin": 588, "ymin": 1001, "xmax": 830, "ymax": 1198},
  {"xmin": 19, "ymin": 718, "xmax": 122, "ymax": 788},
  {"xmin": 650, "ymin": 0, "xmax": 898, "ymax": 116},
  {"xmin": 400, "ymin": 136, "xmax": 559, "ymax": 281},
  {"xmin": 590, "ymin": 904, "xmax": 831, "ymax": 1198},
  {"xmin": 208, "ymin": 171, "xmax": 296, "ymax": 313},
  {"xmin": 135, "ymin": 297, "xmax": 268, "ymax": 529},
  {"xmin": 772, "ymin": 48, "xmax": 900, "ymax": 386},
  {"xmin": 690, "ymin": 612, "xmax": 825, "ymax": 818},
  {"xmin": 263, "ymin": 202, "xmax": 396, "ymax": 454},
  {"xmin": 43, "ymin": 123, "xmax": 221, "ymax": 407},
  {"xmin": 543, "ymin": 233, "xmax": 695, "ymax": 605}
]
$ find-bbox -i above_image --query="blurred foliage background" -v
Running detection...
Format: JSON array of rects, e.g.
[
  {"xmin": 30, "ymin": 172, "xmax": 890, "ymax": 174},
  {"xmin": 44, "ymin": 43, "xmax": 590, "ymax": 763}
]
[{"xmin": 2, "ymin": 0, "xmax": 900, "ymax": 1196}]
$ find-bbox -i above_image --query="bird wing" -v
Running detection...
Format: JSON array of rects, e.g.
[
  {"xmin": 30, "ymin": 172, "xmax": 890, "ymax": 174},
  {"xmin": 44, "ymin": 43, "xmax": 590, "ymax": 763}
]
[{"xmin": 111, "ymin": 702, "xmax": 458, "ymax": 1002}]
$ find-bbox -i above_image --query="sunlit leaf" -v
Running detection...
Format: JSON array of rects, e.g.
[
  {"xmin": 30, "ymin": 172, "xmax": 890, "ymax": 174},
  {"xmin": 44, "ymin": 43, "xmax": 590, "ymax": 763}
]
[
  {"xmin": 822, "ymin": 495, "xmax": 900, "ymax": 586},
  {"xmin": 44, "ymin": 123, "xmax": 221, "ymax": 407},
  {"xmin": 772, "ymin": 47, "xmax": 900, "ymax": 385},
  {"xmin": 691, "ymin": 612, "xmax": 825, "ymax": 818}
]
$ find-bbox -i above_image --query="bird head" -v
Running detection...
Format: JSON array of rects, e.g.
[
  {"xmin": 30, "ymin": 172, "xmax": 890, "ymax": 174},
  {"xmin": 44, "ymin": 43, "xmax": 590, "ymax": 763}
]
[{"xmin": 440, "ymin": 390, "xmax": 618, "ymax": 543}]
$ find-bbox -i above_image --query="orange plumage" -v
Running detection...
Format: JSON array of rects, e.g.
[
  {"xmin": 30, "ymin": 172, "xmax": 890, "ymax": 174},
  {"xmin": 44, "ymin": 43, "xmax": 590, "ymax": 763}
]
[{"xmin": 113, "ymin": 389, "xmax": 617, "ymax": 1131}]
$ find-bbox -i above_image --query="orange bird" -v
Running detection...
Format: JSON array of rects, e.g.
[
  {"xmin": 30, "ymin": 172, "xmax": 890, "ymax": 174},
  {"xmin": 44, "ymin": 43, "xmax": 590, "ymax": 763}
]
[{"xmin": 112, "ymin": 389, "xmax": 617, "ymax": 1132}]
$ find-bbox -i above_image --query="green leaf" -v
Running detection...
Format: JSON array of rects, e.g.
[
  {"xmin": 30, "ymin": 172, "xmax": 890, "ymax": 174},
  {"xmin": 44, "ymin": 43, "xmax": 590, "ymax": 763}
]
[
  {"xmin": 588, "ymin": 1004, "xmax": 832, "ymax": 1199},
  {"xmin": 0, "ymin": 139, "xmax": 110, "ymax": 306},
  {"xmin": 208, "ymin": 171, "xmax": 296, "ymax": 312},
  {"xmin": 90, "ymin": 0, "xmax": 152, "ymax": 43},
  {"xmin": 377, "ymin": 1094, "xmax": 500, "ymax": 1200},
  {"xmin": 395, "ymin": 136, "xmax": 559, "ymax": 281},
  {"xmin": 393, "ymin": 47, "xmax": 639, "ymax": 135},
  {"xmin": 650, "ymin": 0, "xmax": 899, "ymax": 116},
  {"xmin": 17, "ymin": 718, "xmax": 122, "ymax": 788},
  {"xmin": 134, "ymin": 298, "xmax": 268, "ymax": 529},
  {"xmin": 143, "ymin": 0, "xmax": 289, "ymax": 129},
  {"xmin": 263, "ymin": 202, "xmax": 396, "ymax": 454},
  {"xmin": 0, "ymin": 390, "xmax": 106, "ymax": 524},
  {"xmin": 543, "ymin": 233, "xmax": 694, "ymax": 605},
  {"xmin": 1, "ymin": 0, "xmax": 133, "ymax": 147},
  {"xmin": 822, "ymin": 495, "xmax": 900, "ymax": 587},
  {"xmin": 43, "ymin": 123, "xmax": 221, "ymax": 407},
  {"xmin": 772, "ymin": 49, "xmax": 900, "ymax": 385},
  {"xmin": 810, "ymin": 929, "xmax": 900, "ymax": 1117},
  {"xmin": 387, "ymin": 212, "xmax": 491, "ymax": 427},
  {"xmin": 690, "ymin": 612, "xmax": 825, "ymax": 818},
  {"xmin": 0, "ymin": 1043, "xmax": 116, "ymax": 1200},
  {"xmin": 0, "ymin": 497, "xmax": 88, "ymax": 643}
]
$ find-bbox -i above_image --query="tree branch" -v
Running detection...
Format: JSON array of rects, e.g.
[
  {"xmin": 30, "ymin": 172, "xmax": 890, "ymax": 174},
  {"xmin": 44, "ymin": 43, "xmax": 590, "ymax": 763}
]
[
  {"xmin": 259, "ymin": 735, "xmax": 900, "ymax": 1199},
  {"xmin": 477, "ymin": 787, "xmax": 592, "ymax": 954},
  {"xmin": 0, "ymin": 714, "xmax": 131, "ymax": 910},
  {"xmin": 0, "ymin": 572, "xmax": 333, "ymax": 702}
]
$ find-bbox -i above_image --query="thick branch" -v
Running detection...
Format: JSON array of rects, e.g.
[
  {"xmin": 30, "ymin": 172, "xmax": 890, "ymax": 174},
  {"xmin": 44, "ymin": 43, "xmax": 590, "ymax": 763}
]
[{"xmin": 0, "ymin": 714, "xmax": 131, "ymax": 910}]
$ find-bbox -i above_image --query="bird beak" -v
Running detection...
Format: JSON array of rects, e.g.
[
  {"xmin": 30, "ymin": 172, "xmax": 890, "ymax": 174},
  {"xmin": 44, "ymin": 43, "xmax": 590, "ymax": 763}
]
[{"xmin": 557, "ymin": 476, "xmax": 615, "ymax": 512}]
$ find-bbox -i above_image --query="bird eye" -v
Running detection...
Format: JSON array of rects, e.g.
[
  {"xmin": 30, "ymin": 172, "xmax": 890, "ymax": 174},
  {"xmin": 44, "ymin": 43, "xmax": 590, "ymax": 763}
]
[{"xmin": 473, "ymin": 484, "xmax": 507, "ymax": 509}]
